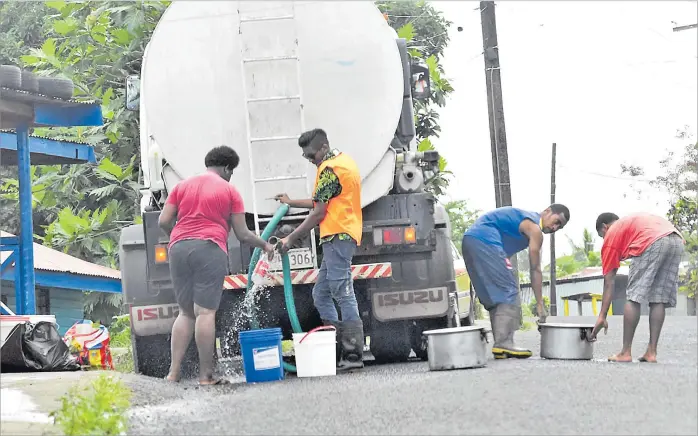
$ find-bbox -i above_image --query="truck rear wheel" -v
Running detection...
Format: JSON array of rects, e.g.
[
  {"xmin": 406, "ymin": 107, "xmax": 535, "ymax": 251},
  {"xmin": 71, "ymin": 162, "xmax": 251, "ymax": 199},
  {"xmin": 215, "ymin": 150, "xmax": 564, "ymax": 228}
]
[
  {"xmin": 370, "ymin": 320, "xmax": 411, "ymax": 363},
  {"xmin": 133, "ymin": 333, "xmax": 200, "ymax": 379},
  {"xmin": 409, "ymin": 318, "xmax": 447, "ymax": 361},
  {"xmin": 133, "ymin": 334, "xmax": 170, "ymax": 378}
]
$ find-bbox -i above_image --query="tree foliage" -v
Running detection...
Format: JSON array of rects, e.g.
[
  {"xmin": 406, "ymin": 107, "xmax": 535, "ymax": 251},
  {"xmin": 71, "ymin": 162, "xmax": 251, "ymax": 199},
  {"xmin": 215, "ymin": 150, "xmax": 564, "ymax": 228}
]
[
  {"xmin": 445, "ymin": 200, "xmax": 480, "ymax": 251},
  {"xmin": 376, "ymin": 0, "xmax": 455, "ymax": 197},
  {"xmin": 0, "ymin": 1, "xmax": 167, "ymax": 318},
  {"xmin": 621, "ymin": 128, "xmax": 698, "ymax": 297},
  {"xmin": 0, "ymin": 1, "xmax": 49, "ymax": 65},
  {"xmin": 1, "ymin": 1, "xmax": 167, "ymax": 262}
]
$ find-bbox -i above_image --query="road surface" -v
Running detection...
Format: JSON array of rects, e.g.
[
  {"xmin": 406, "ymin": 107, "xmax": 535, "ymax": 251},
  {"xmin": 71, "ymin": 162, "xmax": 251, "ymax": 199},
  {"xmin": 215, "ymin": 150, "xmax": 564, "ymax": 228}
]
[{"xmin": 124, "ymin": 316, "xmax": 697, "ymax": 435}]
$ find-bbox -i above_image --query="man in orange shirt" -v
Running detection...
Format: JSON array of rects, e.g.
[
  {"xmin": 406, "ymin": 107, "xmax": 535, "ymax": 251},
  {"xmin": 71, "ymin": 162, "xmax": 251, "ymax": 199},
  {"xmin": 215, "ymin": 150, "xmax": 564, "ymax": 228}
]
[
  {"xmin": 275, "ymin": 128, "xmax": 364, "ymax": 370},
  {"xmin": 590, "ymin": 212, "xmax": 684, "ymax": 363}
]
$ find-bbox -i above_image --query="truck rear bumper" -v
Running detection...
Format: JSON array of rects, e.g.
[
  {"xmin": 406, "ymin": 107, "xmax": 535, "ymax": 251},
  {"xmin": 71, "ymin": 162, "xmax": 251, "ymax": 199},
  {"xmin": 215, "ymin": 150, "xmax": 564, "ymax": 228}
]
[{"xmin": 222, "ymin": 262, "xmax": 393, "ymax": 289}]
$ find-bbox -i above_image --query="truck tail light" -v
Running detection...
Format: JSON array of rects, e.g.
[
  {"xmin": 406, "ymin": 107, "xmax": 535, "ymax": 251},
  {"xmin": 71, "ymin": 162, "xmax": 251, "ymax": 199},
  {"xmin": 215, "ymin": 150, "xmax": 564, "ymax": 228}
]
[
  {"xmin": 154, "ymin": 245, "xmax": 168, "ymax": 263},
  {"xmin": 383, "ymin": 228, "xmax": 402, "ymax": 245},
  {"xmin": 404, "ymin": 227, "xmax": 416, "ymax": 244},
  {"xmin": 372, "ymin": 227, "xmax": 417, "ymax": 246}
]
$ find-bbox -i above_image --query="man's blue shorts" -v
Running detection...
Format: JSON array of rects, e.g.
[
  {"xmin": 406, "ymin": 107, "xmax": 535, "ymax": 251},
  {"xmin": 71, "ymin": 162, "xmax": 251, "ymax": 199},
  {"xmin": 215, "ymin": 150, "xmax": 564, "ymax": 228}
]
[{"xmin": 461, "ymin": 235, "xmax": 519, "ymax": 310}]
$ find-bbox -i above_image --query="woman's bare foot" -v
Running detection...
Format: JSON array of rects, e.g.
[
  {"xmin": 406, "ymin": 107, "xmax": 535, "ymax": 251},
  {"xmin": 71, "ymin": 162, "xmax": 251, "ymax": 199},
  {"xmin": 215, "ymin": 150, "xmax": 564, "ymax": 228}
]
[
  {"xmin": 608, "ymin": 352, "xmax": 633, "ymax": 362},
  {"xmin": 164, "ymin": 372, "xmax": 180, "ymax": 382},
  {"xmin": 639, "ymin": 353, "xmax": 657, "ymax": 363},
  {"xmin": 199, "ymin": 378, "xmax": 231, "ymax": 386}
]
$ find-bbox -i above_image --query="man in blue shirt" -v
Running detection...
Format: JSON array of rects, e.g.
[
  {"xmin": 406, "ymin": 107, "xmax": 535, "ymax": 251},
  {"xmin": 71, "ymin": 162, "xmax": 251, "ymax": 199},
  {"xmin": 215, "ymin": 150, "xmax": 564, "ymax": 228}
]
[{"xmin": 462, "ymin": 204, "xmax": 570, "ymax": 359}]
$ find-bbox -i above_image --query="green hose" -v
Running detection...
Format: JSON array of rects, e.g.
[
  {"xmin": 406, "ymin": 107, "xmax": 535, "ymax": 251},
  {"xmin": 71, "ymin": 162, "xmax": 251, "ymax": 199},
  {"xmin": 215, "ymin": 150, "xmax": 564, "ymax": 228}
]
[{"xmin": 246, "ymin": 203, "xmax": 302, "ymax": 373}]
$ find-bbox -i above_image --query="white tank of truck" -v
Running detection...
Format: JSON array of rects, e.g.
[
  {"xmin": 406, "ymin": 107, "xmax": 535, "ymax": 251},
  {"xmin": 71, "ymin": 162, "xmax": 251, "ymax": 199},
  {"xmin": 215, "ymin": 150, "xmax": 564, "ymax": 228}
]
[{"xmin": 139, "ymin": 0, "xmax": 405, "ymax": 215}]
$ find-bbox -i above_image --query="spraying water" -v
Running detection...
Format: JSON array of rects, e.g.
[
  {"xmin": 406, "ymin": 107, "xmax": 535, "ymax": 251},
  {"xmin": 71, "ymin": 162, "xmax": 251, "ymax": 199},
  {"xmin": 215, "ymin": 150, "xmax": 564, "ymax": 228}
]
[{"xmin": 216, "ymin": 243, "xmax": 280, "ymax": 372}]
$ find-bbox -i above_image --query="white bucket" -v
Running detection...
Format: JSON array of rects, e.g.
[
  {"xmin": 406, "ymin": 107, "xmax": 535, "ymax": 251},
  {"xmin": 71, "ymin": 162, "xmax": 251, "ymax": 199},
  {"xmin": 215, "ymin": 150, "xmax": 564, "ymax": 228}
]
[
  {"xmin": 0, "ymin": 315, "xmax": 57, "ymax": 345},
  {"xmin": 292, "ymin": 326, "xmax": 337, "ymax": 378}
]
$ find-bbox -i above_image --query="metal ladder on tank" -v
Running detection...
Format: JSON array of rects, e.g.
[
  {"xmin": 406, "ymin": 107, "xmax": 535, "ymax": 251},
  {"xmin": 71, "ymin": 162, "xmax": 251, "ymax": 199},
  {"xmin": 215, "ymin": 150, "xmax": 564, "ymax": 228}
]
[{"xmin": 237, "ymin": 2, "xmax": 319, "ymax": 269}]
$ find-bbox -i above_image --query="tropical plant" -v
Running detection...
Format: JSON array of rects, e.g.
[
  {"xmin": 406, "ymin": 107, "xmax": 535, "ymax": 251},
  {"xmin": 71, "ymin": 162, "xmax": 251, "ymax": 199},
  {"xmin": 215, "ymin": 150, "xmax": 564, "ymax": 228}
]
[
  {"xmin": 0, "ymin": 1, "xmax": 49, "ymax": 65},
  {"xmin": 50, "ymin": 373, "xmax": 132, "ymax": 436},
  {"xmin": 444, "ymin": 199, "xmax": 480, "ymax": 251},
  {"xmin": 377, "ymin": 0, "xmax": 455, "ymax": 197}
]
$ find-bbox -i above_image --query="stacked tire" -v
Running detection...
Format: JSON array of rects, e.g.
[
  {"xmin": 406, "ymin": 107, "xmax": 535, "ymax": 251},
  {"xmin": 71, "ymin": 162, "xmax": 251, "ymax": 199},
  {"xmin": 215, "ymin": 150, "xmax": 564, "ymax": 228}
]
[
  {"xmin": 0, "ymin": 65, "xmax": 21, "ymax": 89},
  {"xmin": 0, "ymin": 64, "xmax": 74, "ymax": 99}
]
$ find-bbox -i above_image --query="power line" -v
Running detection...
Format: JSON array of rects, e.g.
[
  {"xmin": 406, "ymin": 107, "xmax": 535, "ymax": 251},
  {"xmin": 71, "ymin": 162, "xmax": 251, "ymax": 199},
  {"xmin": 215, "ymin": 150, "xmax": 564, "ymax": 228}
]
[{"xmin": 557, "ymin": 164, "xmax": 660, "ymax": 184}]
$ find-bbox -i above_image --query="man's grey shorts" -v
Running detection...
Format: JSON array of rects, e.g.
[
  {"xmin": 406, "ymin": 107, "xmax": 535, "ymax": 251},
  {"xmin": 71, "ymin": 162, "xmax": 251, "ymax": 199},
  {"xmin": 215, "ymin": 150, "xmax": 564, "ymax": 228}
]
[
  {"xmin": 627, "ymin": 233, "xmax": 684, "ymax": 308},
  {"xmin": 169, "ymin": 239, "xmax": 228, "ymax": 316}
]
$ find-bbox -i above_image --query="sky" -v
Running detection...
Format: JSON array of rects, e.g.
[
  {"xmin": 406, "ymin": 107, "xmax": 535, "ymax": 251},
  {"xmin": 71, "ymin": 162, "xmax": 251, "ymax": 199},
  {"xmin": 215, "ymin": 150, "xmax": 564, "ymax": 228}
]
[{"xmin": 430, "ymin": 1, "xmax": 697, "ymax": 261}]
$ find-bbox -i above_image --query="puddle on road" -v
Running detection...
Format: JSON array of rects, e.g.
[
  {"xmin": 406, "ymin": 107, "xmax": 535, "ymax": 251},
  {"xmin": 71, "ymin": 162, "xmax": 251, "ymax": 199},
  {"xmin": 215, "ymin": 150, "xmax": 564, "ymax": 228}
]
[{"xmin": 0, "ymin": 387, "xmax": 52, "ymax": 424}]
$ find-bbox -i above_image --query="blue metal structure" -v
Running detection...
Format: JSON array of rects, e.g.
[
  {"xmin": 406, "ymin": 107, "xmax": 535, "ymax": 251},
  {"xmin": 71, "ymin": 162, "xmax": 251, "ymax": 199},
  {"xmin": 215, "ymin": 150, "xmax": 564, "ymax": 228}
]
[
  {"xmin": 0, "ymin": 131, "xmax": 96, "ymax": 165},
  {"xmin": 0, "ymin": 236, "xmax": 22, "ymax": 312},
  {"xmin": 1, "ymin": 86, "xmax": 104, "ymax": 315},
  {"xmin": 1, "ymin": 268, "xmax": 122, "ymax": 295}
]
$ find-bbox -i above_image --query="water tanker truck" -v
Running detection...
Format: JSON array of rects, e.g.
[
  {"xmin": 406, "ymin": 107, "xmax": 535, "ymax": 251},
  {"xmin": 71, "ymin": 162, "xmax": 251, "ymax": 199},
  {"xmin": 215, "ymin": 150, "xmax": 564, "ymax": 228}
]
[{"xmin": 120, "ymin": 1, "xmax": 473, "ymax": 377}]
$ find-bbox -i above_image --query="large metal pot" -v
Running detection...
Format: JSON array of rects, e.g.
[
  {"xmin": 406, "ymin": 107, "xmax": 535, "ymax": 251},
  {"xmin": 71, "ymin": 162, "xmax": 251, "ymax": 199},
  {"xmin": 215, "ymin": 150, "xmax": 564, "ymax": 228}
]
[
  {"xmin": 422, "ymin": 326, "xmax": 489, "ymax": 371},
  {"xmin": 539, "ymin": 323, "xmax": 595, "ymax": 360}
]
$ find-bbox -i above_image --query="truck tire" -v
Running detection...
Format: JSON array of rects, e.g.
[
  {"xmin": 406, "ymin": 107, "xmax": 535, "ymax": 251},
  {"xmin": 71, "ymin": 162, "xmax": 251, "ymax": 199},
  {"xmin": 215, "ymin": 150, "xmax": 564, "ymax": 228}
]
[
  {"xmin": 370, "ymin": 320, "xmax": 411, "ymax": 363},
  {"xmin": 133, "ymin": 333, "xmax": 201, "ymax": 379},
  {"xmin": 133, "ymin": 334, "xmax": 170, "ymax": 378},
  {"xmin": 20, "ymin": 70, "xmax": 39, "ymax": 93},
  {"xmin": 37, "ymin": 77, "xmax": 74, "ymax": 99},
  {"xmin": 409, "ymin": 318, "xmax": 446, "ymax": 361}
]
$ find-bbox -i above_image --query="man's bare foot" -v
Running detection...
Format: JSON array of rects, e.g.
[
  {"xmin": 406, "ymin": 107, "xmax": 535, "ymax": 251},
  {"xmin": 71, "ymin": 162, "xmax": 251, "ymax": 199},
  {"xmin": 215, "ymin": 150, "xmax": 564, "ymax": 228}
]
[
  {"xmin": 164, "ymin": 373, "xmax": 180, "ymax": 382},
  {"xmin": 639, "ymin": 353, "xmax": 657, "ymax": 363},
  {"xmin": 608, "ymin": 352, "xmax": 633, "ymax": 362}
]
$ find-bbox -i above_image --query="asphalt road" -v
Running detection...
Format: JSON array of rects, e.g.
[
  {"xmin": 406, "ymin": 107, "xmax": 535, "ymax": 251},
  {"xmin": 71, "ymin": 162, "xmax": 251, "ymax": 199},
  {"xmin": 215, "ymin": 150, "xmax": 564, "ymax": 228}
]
[{"xmin": 125, "ymin": 316, "xmax": 697, "ymax": 435}]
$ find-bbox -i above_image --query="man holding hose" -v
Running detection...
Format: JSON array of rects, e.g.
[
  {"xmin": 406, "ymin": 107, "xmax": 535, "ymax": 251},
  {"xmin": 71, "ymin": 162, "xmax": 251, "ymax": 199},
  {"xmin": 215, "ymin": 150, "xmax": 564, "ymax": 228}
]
[
  {"xmin": 275, "ymin": 128, "xmax": 364, "ymax": 371},
  {"xmin": 462, "ymin": 204, "xmax": 570, "ymax": 359}
]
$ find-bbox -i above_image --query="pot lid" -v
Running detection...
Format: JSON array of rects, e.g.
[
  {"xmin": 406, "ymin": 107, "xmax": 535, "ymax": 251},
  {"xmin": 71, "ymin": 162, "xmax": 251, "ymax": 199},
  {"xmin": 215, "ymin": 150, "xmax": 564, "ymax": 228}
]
[
  {"xmin": 422, "ymin": 326, "xmax": 488, "ymax": 335},
  {"xmin": 538, "ymin": 322, "xmax": 595, "ymax": 328}
]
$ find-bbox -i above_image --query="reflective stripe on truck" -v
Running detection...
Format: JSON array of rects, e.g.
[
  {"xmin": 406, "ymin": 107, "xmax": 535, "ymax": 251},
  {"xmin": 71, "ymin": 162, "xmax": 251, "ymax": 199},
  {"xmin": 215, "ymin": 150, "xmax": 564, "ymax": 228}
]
[{"xmin": 223, "ymin": 262, "xmax": 393, "ymax": 290}]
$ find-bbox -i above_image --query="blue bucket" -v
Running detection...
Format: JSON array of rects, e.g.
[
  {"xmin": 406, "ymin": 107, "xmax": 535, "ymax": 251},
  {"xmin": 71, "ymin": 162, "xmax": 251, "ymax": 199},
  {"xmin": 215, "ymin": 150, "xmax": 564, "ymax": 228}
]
[{"xmin": 239, "ymin": 328, "xmax": 284, "ymax": 383}]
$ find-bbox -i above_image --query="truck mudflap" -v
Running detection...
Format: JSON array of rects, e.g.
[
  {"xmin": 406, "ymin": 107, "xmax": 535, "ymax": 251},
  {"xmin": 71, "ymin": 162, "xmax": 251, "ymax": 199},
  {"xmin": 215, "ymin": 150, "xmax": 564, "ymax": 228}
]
[
  {"xmin": 129, "ymin": 303, "xmax": 180, "ymax": 337},
  {"xmin": 371, "ymin": 286, "xmax": 451, "ymax": 322},
  {"xmin": 222, "ymin": 262, "xmax": 393, "ymax": 289}
]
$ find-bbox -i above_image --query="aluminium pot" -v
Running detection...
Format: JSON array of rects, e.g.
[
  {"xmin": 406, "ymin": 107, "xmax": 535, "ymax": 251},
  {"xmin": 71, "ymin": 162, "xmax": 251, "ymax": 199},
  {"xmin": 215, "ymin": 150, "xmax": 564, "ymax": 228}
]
[
  {"xmin": 422, "ymin": 326, "xmax": 489, "ymax": 371},
  {"xmin": 539, "ymin": 323, "xmax": 595, "ymax": 360}
]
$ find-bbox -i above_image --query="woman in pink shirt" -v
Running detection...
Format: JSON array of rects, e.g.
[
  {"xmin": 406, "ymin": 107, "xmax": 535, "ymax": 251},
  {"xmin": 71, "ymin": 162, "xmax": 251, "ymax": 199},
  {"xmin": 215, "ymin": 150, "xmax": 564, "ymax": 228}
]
[
  {"xmin": 159, "ymin": 145, "xmax": 273, "ymax": 385},
  {"xmin": 590, "ymin": 212, "xmax": 684, "ymax": 363}
]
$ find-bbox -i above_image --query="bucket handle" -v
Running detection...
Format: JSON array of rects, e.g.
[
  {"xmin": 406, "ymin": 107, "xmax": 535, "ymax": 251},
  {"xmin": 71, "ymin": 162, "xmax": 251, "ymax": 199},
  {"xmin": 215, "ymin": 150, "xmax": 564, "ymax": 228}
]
[
  {"xmin": 298, "ymin": 325, "xmax": 336, "ymax": 344},
  {"xmin": 581, "ymin": 327, "xmax": 596, "ymax": 343},
  {"xmin": 480, "ymin": 329, "xmax": 489, "ymax": 344}
]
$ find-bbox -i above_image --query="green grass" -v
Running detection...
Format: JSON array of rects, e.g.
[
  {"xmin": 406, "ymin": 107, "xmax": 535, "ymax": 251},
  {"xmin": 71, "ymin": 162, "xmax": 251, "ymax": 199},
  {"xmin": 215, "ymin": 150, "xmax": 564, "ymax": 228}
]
[
  {"xmin": 50, "ymin": 373, "xmax": 132, "ymax": 436},
  {"xmin": 113, "ymin": 347, "xmax": 134, "ymax": 373}
]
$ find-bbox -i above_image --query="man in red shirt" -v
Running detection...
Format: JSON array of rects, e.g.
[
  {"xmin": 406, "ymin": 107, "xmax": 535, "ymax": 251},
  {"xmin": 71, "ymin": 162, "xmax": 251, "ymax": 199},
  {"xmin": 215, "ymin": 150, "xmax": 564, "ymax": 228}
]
[
  {"xmin": 590, "ymin": 212, "xmax": 684, "ymax": 363},
  {"xmin": 159, "ymin": 145, "xmax": 273, "ymax": 385}
]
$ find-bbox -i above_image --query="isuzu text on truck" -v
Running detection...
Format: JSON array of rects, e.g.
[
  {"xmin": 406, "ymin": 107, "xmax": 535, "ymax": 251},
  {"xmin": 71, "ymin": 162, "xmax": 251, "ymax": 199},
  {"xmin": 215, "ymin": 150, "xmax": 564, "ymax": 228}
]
[{"xmin": 120, "ymin": 1, "xmax": 473, "ymax": 377}]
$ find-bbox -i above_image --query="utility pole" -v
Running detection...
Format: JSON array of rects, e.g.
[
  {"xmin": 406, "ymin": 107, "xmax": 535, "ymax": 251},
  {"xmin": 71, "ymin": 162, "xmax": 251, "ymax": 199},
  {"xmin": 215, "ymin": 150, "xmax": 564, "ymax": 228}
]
[
  {"xmin": 480, "ymin": 1, "xmax": 512, "ymax": 210},
  {"xmin": 480, "ymin": 1, "xmax": 519, "ymax": 281},
  {"xmin": 549, "ymin": 143, "xmax": 557, "ymax": 316}
]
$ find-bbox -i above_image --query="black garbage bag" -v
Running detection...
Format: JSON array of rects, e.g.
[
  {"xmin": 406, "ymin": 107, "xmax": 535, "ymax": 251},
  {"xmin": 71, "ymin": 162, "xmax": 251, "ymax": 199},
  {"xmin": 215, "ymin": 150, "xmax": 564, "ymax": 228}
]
[{"xmin": 1, "ymin": 321, "xmax": 80, "ymax": 372}]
